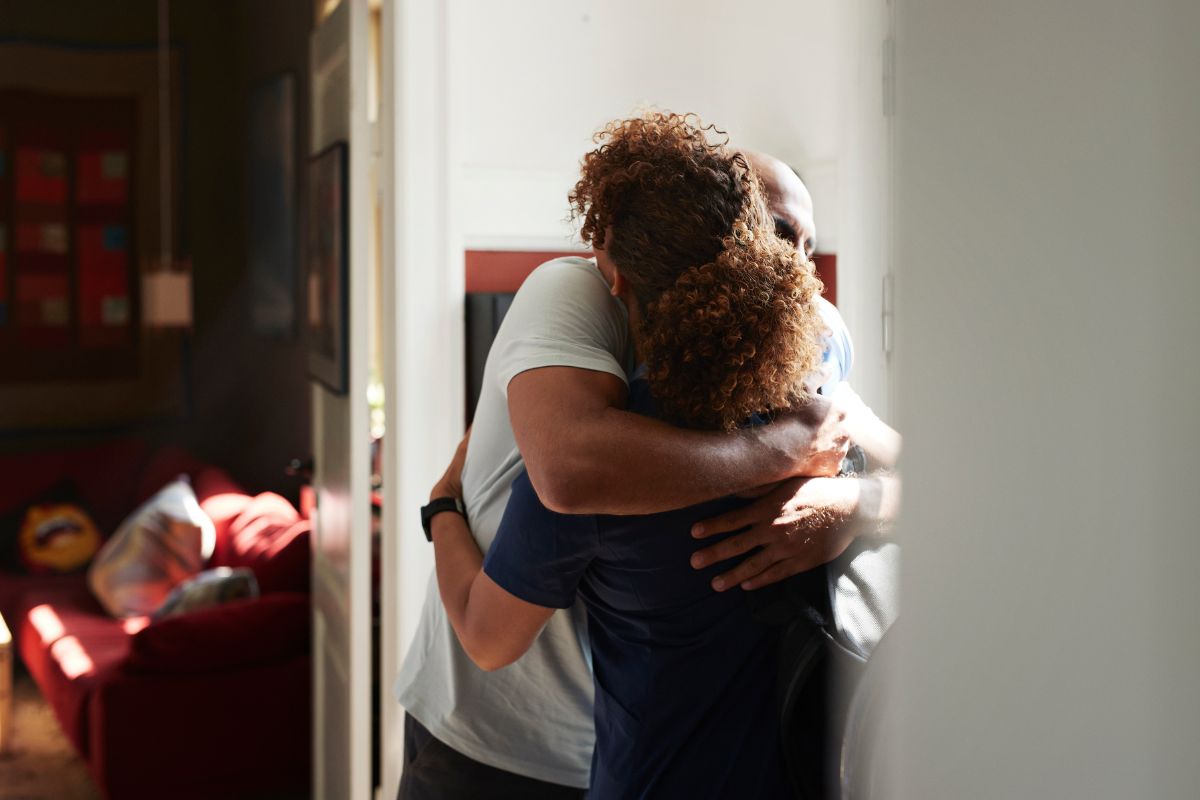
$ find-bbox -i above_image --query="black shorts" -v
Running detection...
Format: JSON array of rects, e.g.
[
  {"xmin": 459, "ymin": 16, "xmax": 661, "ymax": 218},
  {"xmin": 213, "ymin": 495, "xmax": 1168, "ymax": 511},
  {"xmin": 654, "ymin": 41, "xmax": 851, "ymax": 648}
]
[{"xmin": 397, "ymin": 714, "xmax": 586, "ymax": 800}]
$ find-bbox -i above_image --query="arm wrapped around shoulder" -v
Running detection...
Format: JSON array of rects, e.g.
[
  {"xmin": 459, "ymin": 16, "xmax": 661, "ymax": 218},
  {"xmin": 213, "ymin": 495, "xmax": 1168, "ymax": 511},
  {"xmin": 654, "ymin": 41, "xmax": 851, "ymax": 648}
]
[{"xmin": 640, "ymin": 225, "xmax": 826, "ymax": 432}]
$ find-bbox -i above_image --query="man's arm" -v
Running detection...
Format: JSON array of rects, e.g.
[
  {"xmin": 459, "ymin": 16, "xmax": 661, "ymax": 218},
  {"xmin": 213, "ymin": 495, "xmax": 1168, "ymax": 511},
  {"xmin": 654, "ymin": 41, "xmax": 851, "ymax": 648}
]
[
  {"xmin": 428, "ymin": 435, "xmax": 554, "ymax": 671},
  {"xmin": 690, "ymin": 382, "xmax": 902, "ymax": 591},
  {"xmin": 508, "ymin": 366, "xmax": 849, "ymax": 515},
  {"xmin": 831, "ymin": 383, "xmax": 902, "ymax": 469},
  {"xmin": 689, "ymin": 472, "xmax": 901, "ymax": 591},
  {"xmin": 432, "ymin": 510, "xmax": 554, "ymax": 672}
]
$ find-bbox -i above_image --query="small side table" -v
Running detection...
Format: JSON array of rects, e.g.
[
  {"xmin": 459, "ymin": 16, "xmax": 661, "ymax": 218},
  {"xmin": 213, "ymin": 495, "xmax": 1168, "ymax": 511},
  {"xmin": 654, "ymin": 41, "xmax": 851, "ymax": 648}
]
[{"xmin": 0, "ymin": 610, "xmax": 11, "ymax": 754}]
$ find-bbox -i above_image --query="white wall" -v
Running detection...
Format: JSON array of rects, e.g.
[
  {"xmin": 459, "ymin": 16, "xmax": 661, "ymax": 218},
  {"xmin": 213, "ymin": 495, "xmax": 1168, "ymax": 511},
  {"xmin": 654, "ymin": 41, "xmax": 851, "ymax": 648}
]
[
  {"xmin": 831, "ymin": 0, "xmax": 894, "ymax": 420},
  {"xmin": 380, "ymin": 1, "xmax": 462, "ymax": 798},
  {"xmin": 887, "ymin": 0, "xmax": 1200, "ymax": 796},
  {"xmin": 446, "ymin": 0, "xmax": 893, "ymax": 415}
]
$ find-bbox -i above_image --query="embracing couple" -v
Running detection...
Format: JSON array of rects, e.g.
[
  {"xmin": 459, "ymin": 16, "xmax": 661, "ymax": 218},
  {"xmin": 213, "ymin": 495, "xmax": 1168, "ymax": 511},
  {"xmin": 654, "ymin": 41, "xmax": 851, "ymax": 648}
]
[{"xmin": 397, "ymin": 111, "xmax": 901, "ymax": 800}]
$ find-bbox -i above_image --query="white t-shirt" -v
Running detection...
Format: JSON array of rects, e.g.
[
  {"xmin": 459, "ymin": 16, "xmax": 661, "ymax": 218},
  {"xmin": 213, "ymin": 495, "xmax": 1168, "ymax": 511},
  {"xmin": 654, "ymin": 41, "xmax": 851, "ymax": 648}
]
[{"xmin": 395, "ymin": 257, "xmax": 632, "ymax": 787}]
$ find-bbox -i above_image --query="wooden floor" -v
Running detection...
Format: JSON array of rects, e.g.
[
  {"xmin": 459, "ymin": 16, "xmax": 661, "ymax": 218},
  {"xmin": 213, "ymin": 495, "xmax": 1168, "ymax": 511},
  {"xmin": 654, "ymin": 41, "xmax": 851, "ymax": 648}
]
[{"xmin": 0, "ymin": 673, "xmax": 99, "ymax": 800}]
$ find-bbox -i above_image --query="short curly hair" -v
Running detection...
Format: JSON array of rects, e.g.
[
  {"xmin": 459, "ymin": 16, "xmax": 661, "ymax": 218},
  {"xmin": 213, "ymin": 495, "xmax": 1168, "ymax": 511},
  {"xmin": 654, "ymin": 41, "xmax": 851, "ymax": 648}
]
[{"xmin": 569, "ymin": 111, "xmax": 827, "ymax": 431}]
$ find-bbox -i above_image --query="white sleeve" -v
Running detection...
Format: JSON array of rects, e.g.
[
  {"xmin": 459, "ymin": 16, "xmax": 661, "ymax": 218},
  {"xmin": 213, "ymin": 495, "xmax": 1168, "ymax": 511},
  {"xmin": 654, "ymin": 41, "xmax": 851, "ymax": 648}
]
[
  {"xmin": 817, "ymin": 296, "xmax": 855, "ymax": 381},
  {"xmin": 808, "ymin": 295, "xmax": 854, "ymax": 396},
  {"xmin": 490, "ymin": 258, "xmax": 632, "ymax": 396}
]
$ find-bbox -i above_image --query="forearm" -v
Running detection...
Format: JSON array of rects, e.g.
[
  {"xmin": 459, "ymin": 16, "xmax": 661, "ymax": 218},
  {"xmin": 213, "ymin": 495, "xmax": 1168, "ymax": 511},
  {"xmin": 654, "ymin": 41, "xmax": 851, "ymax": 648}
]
[
  {"xmin": 431, "ymin": 511, "xmax": 549, "ymax": 671},
  {"xmin": 510, "ymin": 366, "xmax": 848, "ymax": 515},
  {"xmin": 845, "ymin": 473, "xmax": 901, "ymax": 538},
  {"xmin": 430, "ymin": 512, "xmax": 487, "ymax": 660},
  {"xmin": 835, "ymin": 385, "xmax": 902, "ymax": 469},
  {"xmin": 526, "ymin": 401, "xmax": 842, "ymax": 516}
]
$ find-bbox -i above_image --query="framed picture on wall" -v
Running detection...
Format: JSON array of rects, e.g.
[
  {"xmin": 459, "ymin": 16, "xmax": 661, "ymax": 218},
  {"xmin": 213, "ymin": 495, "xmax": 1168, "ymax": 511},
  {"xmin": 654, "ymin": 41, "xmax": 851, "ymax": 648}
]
[
  {"xmin": 304, "ymin": 141, "xmax": 348, "ymax": 394},
  {"xmin": 0, "ymin": 42, "xmax": 190, "ymax": 430}
]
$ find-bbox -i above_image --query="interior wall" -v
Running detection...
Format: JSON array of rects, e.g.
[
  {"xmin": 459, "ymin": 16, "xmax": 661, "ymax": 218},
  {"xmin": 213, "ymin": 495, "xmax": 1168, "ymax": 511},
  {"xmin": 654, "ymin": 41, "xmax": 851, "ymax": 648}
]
[
  {"xmin": 446, "ymin": 0, "xmax": 892, "ymax": 415},
  {"xmin": 0, "ymin": 0, "xmax": 312, "ymax": 499},
  {"xmin": 182, "ymin": 0, "xmax": 313, "ymax": 498},
  {"xmin": 888, "ymin": 0, "xmax": 1200, "ymax": 796},
  {"xmin": 831, "ymin": 0, "xmax": 893, "ymax": 419}
]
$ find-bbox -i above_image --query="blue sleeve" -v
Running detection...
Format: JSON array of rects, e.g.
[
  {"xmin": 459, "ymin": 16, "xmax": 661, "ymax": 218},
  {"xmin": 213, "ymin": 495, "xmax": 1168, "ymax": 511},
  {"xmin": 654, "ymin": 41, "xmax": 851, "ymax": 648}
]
[{"xmin": 483, "ymin": 470, "xmax": 599, "ymax": 609}]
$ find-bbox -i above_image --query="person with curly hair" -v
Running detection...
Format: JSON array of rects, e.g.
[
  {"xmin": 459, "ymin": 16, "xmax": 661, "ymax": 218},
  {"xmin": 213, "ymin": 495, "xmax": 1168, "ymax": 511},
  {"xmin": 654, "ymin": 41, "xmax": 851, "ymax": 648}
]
[{"xmin": 422, "ymin": 112, "xmax": 846, "ymax": 798}]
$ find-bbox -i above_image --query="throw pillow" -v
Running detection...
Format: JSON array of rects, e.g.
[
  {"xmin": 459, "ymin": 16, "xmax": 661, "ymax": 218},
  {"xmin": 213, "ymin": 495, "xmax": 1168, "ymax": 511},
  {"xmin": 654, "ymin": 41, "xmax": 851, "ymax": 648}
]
[
  {"xmin": 88, "ymin": 476, "xmax": 216, "ymax": 618},
  {"xmin": 153, "ymin": 567, "xmax": 260, "ymax": 619},
  {"xmin": 0, "ymin": 482, "xmax": 102, "ymax": 575}
]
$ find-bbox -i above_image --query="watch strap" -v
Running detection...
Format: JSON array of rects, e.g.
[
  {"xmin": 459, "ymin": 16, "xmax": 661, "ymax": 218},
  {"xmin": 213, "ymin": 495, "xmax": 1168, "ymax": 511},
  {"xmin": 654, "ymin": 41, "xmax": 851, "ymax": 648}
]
[{"xmin": 421, "ymin": 496, "xmax": 466, "ymax": 542}]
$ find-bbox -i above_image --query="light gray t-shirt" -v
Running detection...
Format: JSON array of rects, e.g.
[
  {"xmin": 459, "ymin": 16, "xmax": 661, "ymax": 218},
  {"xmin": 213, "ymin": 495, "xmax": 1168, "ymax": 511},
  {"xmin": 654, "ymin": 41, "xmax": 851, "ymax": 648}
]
[
  {"xmin": 812, "ymin": 297, "xmax": 900, "ymax": 660},
  {"xmin": 395, "ymin": 257, "xmax": 632, "ymax": 787}
]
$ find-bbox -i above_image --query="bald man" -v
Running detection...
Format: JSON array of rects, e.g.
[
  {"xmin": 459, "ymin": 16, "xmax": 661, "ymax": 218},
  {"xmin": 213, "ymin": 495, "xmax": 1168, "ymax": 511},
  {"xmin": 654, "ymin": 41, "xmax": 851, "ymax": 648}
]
[{"xmin": 396, "ymin": 149, "xmax": 897, "ymax": 799}]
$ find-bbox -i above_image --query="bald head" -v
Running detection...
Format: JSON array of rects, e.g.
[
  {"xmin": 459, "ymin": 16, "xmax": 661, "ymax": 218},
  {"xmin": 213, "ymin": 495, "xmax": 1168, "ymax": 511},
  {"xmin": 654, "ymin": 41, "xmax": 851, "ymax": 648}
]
[{"xmin": 742, "ymin": 150, "xmax": 817, "ymax": 257}]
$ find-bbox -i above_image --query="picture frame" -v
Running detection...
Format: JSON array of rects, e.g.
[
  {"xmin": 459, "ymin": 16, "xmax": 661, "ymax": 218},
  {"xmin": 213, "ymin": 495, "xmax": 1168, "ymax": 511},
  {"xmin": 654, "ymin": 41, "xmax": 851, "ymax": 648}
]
[{"xmin": 304, "ymin": 141, "xmax": 348, "ymax": 394}]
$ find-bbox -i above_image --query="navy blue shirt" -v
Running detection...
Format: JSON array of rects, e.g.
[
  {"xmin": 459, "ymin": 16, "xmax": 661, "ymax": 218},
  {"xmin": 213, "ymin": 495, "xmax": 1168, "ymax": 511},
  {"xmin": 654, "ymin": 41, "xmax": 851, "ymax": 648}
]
[{"xmin": 483, "ymin": 379, "xmax": 789, "ymax": 799}]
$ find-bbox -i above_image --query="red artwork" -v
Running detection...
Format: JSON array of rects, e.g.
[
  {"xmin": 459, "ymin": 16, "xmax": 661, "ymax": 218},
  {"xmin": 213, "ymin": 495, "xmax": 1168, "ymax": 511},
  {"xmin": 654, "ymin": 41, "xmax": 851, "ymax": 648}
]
[
  {"xmin": 77, "ymin": 150, "xmax": 130, "ymax": 205},
  {"xmin": 78, "ymin": 224, "xmax": 131, "ymax": 349},
  {"xmin": 0, "ymin": 92, "xmax": 138, "ymax": 375},
  {"xmin": 17, "ymin": 272, "xmax": 70, "ymax": 326},
  {"xmin": 15, "ymin": 221, "xmax": 68, "ymax": 254},
  {"xmin": 15, "ymin": 147, "xmax": 68, "ymax": 205}
]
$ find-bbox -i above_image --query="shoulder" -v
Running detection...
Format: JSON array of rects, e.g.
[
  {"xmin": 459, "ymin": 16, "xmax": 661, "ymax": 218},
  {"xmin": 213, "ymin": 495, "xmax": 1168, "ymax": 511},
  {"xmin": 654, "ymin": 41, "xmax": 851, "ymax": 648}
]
[
  {"xmin": 504, "ymin": 256, "xmax": 627, "ymax": 331},
  {"xmin": 520, "ymin": 256, "xmax": 611, "ymax": 298},
  {"xmin": 492, "ymin": 255, "xmax": 631, "ymax": 378}
]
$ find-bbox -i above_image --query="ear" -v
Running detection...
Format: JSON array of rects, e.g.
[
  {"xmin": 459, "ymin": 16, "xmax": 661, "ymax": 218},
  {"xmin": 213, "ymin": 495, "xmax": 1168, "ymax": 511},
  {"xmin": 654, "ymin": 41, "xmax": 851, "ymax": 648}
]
[{"xmin": 609, "ymin": 267, "xmax": 626, "ymax": 298}]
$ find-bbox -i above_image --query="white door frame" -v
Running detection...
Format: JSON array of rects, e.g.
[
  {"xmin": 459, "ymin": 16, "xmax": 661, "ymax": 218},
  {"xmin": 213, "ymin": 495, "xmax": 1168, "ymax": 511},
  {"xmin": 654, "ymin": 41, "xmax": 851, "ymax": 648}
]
[
  {"xmin": 379, "ymin": 1, "xmax": 463, "ymax": 797},
  {"xmin": 309, "ymin": 1, "xmax": 373, "ymax": 797}
]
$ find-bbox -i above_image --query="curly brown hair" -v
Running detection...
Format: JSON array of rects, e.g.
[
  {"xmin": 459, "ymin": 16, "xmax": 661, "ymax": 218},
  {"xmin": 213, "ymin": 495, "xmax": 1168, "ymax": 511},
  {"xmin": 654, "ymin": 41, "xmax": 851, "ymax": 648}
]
[{"xmin": 569, "ymin": 111, "xmax": 827, "ymax": 431}]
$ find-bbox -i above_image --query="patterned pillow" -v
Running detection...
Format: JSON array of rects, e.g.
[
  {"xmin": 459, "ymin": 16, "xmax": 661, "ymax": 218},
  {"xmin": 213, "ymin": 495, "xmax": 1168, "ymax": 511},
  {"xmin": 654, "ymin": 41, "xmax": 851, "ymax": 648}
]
[
  {"xmin": 88, "ymin": 476, "xmax": 215, "ymax": 618},
  {"xmin": 1, "ymin": 482, "xmax": 102, "ymax": 575},
  {"xmin": 153, "ymin": 567, "xmax": 260, "ymax": 619}
]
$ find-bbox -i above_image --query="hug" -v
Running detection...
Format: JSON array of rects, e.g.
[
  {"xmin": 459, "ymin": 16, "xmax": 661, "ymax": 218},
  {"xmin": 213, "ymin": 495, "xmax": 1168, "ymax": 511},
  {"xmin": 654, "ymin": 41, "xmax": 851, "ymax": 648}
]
[{"xmin": 400, "ymin": 112, "xmax": 900, "ymax": 800}]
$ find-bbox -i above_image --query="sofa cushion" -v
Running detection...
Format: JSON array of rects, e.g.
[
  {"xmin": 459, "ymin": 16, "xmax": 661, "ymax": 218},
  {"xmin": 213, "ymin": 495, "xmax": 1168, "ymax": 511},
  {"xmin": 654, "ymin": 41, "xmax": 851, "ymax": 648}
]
[
  {"xmin": 212, "ymin": 493, "xmax": 309, "ymax": 593},
  {"xmin": 127, "ymin": 592, "xmax": 309, "ymax": 674},
  {"xmin": 17, "ymin": 590, "xmax": 146, "ymax": 756},
  {"xmin": 197, "ymin": 490, "xmax": 255, "ymax": 552}
]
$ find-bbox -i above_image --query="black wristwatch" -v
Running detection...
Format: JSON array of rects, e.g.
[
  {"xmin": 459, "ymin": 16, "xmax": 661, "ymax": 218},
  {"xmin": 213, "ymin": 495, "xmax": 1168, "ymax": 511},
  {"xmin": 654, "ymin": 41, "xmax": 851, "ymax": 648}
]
[{"xmin": 420, "ymin": 496, "xmax": 466, "ymax": 542}]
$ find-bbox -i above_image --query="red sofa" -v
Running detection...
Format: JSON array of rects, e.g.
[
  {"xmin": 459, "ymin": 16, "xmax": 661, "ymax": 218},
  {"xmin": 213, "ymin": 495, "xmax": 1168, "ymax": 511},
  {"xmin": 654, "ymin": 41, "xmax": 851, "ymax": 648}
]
[{"xmin": 0, "ymin": 439, "xmax": 312, "ymax": 799}]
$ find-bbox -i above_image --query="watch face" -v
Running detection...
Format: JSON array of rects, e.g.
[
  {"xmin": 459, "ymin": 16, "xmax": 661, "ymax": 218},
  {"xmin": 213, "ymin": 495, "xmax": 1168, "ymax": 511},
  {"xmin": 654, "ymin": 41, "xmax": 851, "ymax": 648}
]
[{"xmin": 840, "ymin": 444, "xmax": 868, "ymax": 476}]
